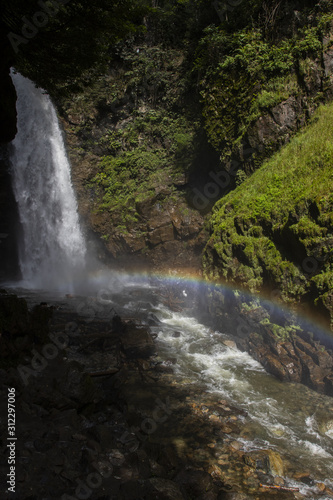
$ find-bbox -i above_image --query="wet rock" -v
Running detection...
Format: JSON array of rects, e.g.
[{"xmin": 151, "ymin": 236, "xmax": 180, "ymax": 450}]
[
  {"xmin": 147, "ymin": 312, "xmax": 161, "ymax": 325},
  {"xmin": 243, "ymin": 450, "xmax": 284, "ymax": 477},
  {"xmin": 148, "ymin": 477, "xmax": 185, "ymax": 500},
  {"xmin": 148, "ymin": 224, "xmax": 175, "ymax": 246},
  {"xmin": 273, "ymin": 476, "xmax": 285, "ymax": 486},
  {"xmin": 175, "ymin": 468, "xmax": 215, "ymax": 498},
  {"xmin": 220, "ymin": 493, "xmax": 253, "ymax": 499},
  {"xmin": 316, "ymin": 482, "xmax": 326, "ymax": 493},
  {"xmin": 318, "ymin": 418, "xmax": 333, "ymax": 436},
  {"xmin": 208, "ymin": 464, "xmax": 224, "ymax": 480},
  {"xmin": 292, "ymin": 471, "xmax": 312, "ymax": 483},
  {"xmin": 223, "ymin": 340, "xmax": 237, "ymax": 350},
  {"xmin": 229, "ymin": 442, "xmax": 241, "ymax": 451},
  {"xmin": 108, "ymin": 449, "xmax": 126, "ymax": 467},
  {"xmin": 120, "ymin": 324, "xmax": 156, "ymax": 358},
  {"xmin": 220, "ymin": 301, "xmax": 333, "ymax": 396}
]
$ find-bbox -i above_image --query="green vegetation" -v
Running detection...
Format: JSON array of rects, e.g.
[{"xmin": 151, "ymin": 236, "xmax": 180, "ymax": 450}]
[
  {"xmin": 194, "ymin": 2, "xmax": 332, "ymax": 159},
  {"xmin": 203, "ymin": 100, "xmax": 333, "ymax": 308},
  {"xmin": 88, "ymin": 109, "xmax": 196, "ymax": 226},
  {"xmin": 4, "ymin": 0, "xmax": 333, "ymax": 322},
  {"xmin": 1, "ymin": 0, "xmax": 149, "ymax": 96}
]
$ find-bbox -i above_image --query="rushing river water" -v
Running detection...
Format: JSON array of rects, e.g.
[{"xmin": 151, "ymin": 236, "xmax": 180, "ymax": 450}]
[
  {"xmin": 5, "ymin": 70, "xmax": 333, "ymax": 498},
  {"xmin": 6, "ymin": 275, "xmax": 333, "ymax": 498},
  {"xmin": 154, "ymin": 303, "xmax": 333, "ymax": 490}
]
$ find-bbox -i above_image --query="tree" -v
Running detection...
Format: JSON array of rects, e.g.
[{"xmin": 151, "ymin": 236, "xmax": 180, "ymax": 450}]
[{"xmin": 1, "ymin": 0, "xmax": 149, "ymax": 96}]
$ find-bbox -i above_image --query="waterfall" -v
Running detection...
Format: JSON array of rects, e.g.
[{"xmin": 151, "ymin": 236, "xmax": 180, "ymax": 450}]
[{"xmin": 9, "ymin": 71, "xmax": 87, "ymax": 291}]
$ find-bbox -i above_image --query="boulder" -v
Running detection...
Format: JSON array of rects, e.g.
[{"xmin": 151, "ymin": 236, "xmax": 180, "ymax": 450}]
[
  {"xmin": 120, "ymin": 324, "xmax": 156, "ymax": 358},
  {"xmin": 243, "ymin": 449, "xmax": 284, "ymax": 477},
  {"xmin": 148, "ymin": 477, "xmax": 185, "ymax": 500}
]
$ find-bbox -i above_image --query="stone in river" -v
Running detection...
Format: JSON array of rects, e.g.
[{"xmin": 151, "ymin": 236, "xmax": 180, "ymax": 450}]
[
  {"xmin": 120, "ymin": 324, "xmax": 156, "ymax": 358},
  {"xmin": 243, "ymin": 449, "xmax": 284, "ymax": 477}
]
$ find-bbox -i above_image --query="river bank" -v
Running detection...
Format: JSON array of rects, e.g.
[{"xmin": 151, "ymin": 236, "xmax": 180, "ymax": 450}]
[{"xmin": 1, "ymin": 282, "xmax": 333, "ymax": 499}]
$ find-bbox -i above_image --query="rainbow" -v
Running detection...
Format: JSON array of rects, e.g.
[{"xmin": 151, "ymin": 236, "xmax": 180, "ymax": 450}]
[
  {"xmin": 83, "ymin": 266, "xmax": 333, "ymax": 348},
  {"xmin": 4, "ymin": 264, "xmax": 333, "ymax": 348}
]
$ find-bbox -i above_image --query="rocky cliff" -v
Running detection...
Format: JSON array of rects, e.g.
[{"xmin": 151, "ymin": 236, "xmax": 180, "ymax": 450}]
[
  {"xmin": 54, "ymin": 5, "xmax": 333, "ymax": 324},
  {"xmin": 1, "ymin": 1, "xmax": 333, "ymax": 391},
  {"xmin": 203, "ymin": 88, "xmax": 333, "ymax": 331},
  {"xmin": 57, "ymin": 43, "xmax": 211, "ymax": 273}
]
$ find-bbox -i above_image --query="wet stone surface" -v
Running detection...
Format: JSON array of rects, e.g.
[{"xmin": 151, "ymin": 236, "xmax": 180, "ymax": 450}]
[{"xmin": 0, "ymin": 295, "xmax": 332, "ymax": 499}]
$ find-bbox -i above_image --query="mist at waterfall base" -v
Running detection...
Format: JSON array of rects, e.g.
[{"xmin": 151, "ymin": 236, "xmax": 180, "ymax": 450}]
[
  {"xmin": 9, "ymin": 70, "xmax": 94, "ymax": 293},
  {"xmin": 5, "ymin": 72, "xmax": 333, "ymax": 494}
]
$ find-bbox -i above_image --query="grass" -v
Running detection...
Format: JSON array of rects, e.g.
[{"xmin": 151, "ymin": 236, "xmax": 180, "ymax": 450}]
[
  {"xmin": 204, "ymin": 101, "xmax": 333, "ymax": 304},
  {"xmin": 212, "ymin": 101, "xmax": 333, "ymax": 227}
]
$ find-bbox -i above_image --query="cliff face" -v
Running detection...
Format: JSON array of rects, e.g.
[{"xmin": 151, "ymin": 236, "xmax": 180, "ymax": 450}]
[
  {"xmin": 0, "ymin": 27, "xmax": 20, "ymax": 278},
  {"xmin": 0, "ymin": 43, "xmax": 20, "ymax": 280},
  {"xmin": 0, "ymin": 153, "xmax": 21, "ymax": 281},
  {"xmin": 57, "ymin": 7, "xmax": 333, "ymax": 306},
  {"xmin": 57, "ymin": 44, "xmax": 211, "ymax": 274},
  {"xmin": 2, "ymin": 2, "xmax": 333, "ymax": 327},
  {"xmin": 203, "ymin": 100, "xmax": 333, "ymax": 329},
  {"xmin": 202, "ymin": 20, "xmax": 333, "ymax": 331}
]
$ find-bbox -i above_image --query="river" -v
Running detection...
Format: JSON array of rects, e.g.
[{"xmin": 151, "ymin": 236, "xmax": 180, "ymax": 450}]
[{"xmin": 5, "ymin": 273, "xmax": 333, "ymax": 498}]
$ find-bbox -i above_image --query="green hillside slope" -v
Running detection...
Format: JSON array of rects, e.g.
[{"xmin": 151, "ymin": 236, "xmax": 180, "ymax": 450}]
[{"xmin": 203, "ymin": 101, "xmax": 333, "ymax": 328}]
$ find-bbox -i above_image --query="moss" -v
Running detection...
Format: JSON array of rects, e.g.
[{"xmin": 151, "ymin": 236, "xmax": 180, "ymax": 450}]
[
  {"xmin": 256, "ymin": 74, "xmax": 299, "ymax": 110},
  {"xmin": 204, "ymin": 100, "xmax": 333, "ymax": 311},
  {"xmin": 289, "ymin": 216, "xmax": 327, "ymax": 239},
  {"xmin": 195, "ymin": 5, "xmax": 330, "ymax": 160},
  {"xmin": 311, "ymin": 269, "xmax": 333, "ymax": 295},
  {"xmin": 86, "ymin": 107, "xmax": 197, "ymax": 225}
]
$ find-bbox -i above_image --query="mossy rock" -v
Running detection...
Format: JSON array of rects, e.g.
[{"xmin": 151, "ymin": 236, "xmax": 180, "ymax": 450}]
[{"xmin": 204, "ymin": 100, "xmax": 333, "ymax": 329}]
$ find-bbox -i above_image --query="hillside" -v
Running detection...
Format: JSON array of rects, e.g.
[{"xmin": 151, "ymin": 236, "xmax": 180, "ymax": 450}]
[
  {"xmin": 2, "ymin": 0, "xmax": 333, "ymax": 326},
  {"xmin": 203, "ymin": 101, "xmax": 333, "ymax": 328}
]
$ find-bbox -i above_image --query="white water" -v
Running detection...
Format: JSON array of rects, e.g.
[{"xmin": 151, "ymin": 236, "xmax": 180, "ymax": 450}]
[
  {"xmin": 5, "ymin": 68, "xmax": 333, "ymax": 494},
  {"xmin": 9, "ymin": 71, "xmax": 86, "ymax": 291},
  {"xmin": 7, "ymin": 275, "xmax": 333, "ymax": 495},
  {"xmin": 150, "ymin": 302, "xmax": 333, "ymax": 491}
]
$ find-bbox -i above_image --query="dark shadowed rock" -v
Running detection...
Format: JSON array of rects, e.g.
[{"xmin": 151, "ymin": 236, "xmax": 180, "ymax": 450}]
[
  {"xmin": 120, "ymin": 324, "xmax": 156, "ymax": 358},
  {"xmin": 148, "ymin": 477, "xmax": 185, "ymax": 500}
]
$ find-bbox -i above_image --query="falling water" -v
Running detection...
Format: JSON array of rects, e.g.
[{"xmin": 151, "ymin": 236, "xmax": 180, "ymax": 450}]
[{"xmin": 9, "ymin": 71, "xmax": 86, "ymax": 291}]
